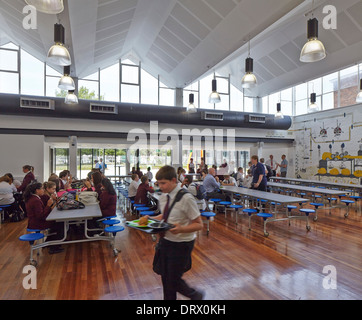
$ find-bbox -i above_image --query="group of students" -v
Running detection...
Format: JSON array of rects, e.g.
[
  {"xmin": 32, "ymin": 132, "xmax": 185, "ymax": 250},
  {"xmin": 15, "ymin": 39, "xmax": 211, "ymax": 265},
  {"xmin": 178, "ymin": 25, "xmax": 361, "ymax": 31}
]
[{"xmin": 1, "ymin": 165, "xmax": 118, "ymax": 254}]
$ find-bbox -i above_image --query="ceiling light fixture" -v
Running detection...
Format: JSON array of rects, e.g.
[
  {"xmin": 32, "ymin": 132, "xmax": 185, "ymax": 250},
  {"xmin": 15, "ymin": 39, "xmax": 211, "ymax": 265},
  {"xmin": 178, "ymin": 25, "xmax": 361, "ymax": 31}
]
[
  {"xmin": 300, "ymin": 1, "xmax": 326, "ymax": 63},
  {"xmin": 65, "ymin": 90, "xmax": 78, "ymax": 105},
  {"xmin": 356, "ymin": 79, "xmax": 362, "ymax": 103},
  {"xmin": 209, "ymin": 74, "xmax": 221, "ymax": 104},
  {"xmin": 275, "ymin": 103, "xmax": 284, "ymax": 119},
  {"xmin": 47, "ymin": 23, "xmax": 71, "ymax": 66},
  {"xmin": 25, "ymin": 0, "xmax": 64, "ymax": 14},
  {"xmin": 58, "ymin": 65, "xmax": 75, "ymax": 90},
  {"xmin": 241, "ymin": 39, "xmax": 257, "ymax": 89},
  {"xmin": 308, "ymin": 92, "xmax": 319, "ymax": 113},
  {"xmin": 186, "ymin": 93, "xmax": 197, "ymax": 113}
]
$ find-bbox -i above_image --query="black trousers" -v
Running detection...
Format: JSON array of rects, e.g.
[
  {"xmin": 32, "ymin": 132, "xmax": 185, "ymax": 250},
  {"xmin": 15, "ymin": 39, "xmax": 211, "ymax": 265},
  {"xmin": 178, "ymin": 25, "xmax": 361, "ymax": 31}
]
[{"xmin": 158, "ymin": 238, "xmax": 197, "ymax": 300}]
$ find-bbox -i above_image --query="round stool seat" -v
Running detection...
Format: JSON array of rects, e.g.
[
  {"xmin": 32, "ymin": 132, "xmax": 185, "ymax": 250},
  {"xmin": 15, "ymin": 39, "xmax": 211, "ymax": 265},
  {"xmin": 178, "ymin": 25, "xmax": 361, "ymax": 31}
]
[
  {"xmin": 229, "ymin": 205, "xmax": 243, "ymax": 209},
  {"xmin": 104, "ymin": 215, "xmax": 117, "ymax": 219},
  {"xmin": 349, "ymin": 196, "xmax": 361, "ymax": 199},
  {"xmin": 139, "ymin": 211, "xmax": 155, "ymax": 216},
  {"xmin": 257, "ymin": 213, "xmax": 273, "ymax": 218},
  {"xmin": 19, "ymin": 233, "xmax": 44, "ymax": 242},
  {"xmin": 137, "ymin": 207, "xmax": 151, "ymax": 211},
  {"xmin": 341, "ymin": 200, "xmax": 354, "ymax": 205},
  {"xmin": 0, "ymin": 204, "xmax": 11, "ymax": 208},
  {"xmin": 327, "ymin": 198, "xmax": 337, "ymax": 201},
  {"xmin": 314, "ymin": 195, "xmax": 322, "ymax": 198},
  {"xmin": 298, "ymin": 193, "xmax": 306, "ymax": 196},
  {"xmin": 300, "ymin": 209, "xmax": 315, "ymax": 214},
  {"xmin": 201, "ymin": 211, "xmax": 216, "ymax": 218},
  {"xmin": 209, "ymin": 198, "xmax": 221, "ymax": 203},
  {"xmin": 105, "ymin": 225, "xmax": 125, "ymax": 235},
  {"xmin": 133, "ymin": 204, "xmax": 146, "ymax": 207},
  {"xmin": 102, "ymin": 219, "xmax": 120, "ymax": 226},
  {"xmin": 219, "ymin": 201, "xmax": 232, "ymax": 206},
  {"xmin": 27, "ymin": 228, "xmax": 42, "ymax": 233},
  {"xmin": 270, "ymin": 202, "xmax": 281, "ymax": 205},
  {"xmin": 130, "ymin": 200, "xmax": 135, "ymax": 204},
  {"xmin": 310, "ymin": 203, "xmax": 324, "ymax": 207},
  {"xmin": 243, "ymin": 208, "xmax": 257, "ymax": 214},
  {"xmin": 257, "ymin": 199, "xmax": 268, "ymax": 203},
  {"xmin": 287, "ymin": 205, "xmax": 297, "ymax": 209}
]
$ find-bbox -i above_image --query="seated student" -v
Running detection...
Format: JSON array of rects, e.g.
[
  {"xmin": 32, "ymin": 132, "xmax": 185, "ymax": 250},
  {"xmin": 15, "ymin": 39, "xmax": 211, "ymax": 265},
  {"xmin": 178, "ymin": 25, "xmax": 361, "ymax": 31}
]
[
  {"xmin": 99, "ymin": 178, "xmax": 117, "ymax": 217},
  {"xmin": 129, "ymin": 167, "xmax": 137, "ymax": 175},
  {"xmin": 83, "ymin": 171, "xmax": 103, "ymax": 198},
  {"xmin": 242, "ymin": 169, "xmax": 253, "ymax": 188},
  {"xmin": 17, "ymin": 165, "xmax": 35, "ymax": 193},
  {"xmin": 40, "ymin": 181, "xmax": 57, "ymax": 207},
  {"xmin": 135, "ymin": 166, "xmax": 143, "ymax": 179},
  {"xmin": 128, "ymin": 174, "xmax": 140, "ymax": 201},
  {"xmin": 135, "ymin": 175, "xmax": 154, "ymax": 205},
  {"xmin": 221, "ymin": 174, "xmax": 237, "ymax": 186},
  {"xmin": 0, "ymin": 175, "xmax": 17, "ymax": 215},
  {"xmin": 236, "ymin": 167, "xmax": 244, "ymax": 186},
  {"xmin": 23, "ymin": 182, "xmax": 64, "ymax": 254},
  {"xmin": 5, "ymin": 173, "xmax": 21, "ymax": 190},
  {"xmin": 58, "ymin": 170, "xmax": 70, "ymax": 190},
  {"xmin": 200, "ymin": 169, "xmax": 208, "ymax": 181},
  {"xmin": 181, "ymin": 176, "xmax": 206, "ymax": 211},
  {"xmin": 48, "ymin": 176, "xmax": 61, "ymax": 193}
]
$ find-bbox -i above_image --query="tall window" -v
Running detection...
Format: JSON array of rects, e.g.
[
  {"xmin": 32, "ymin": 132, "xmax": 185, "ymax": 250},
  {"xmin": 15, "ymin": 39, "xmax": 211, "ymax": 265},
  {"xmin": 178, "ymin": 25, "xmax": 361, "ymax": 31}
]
[
  {"xmin": 0, "ymin": 43, "xmax": 19, "ymax": 94},
  {"xmin": 100, "ymin": 63, "xmax": 119, "ymax": 102},
  {"xmin": 339, "ymin": 65, "xmax": 358, "ymax": 108},
  {"xmin": 121, "ymin": 59, "xmax": 140, "ymax": 103},
  {"xmin": 48, "ymin": 65, "xmax": 63, "ymax": 97},
  {"xmin": 159, "ymin": 78, "xmax": 175, "ymax": 106},
  {"xmin": 21, "ymin": 49, "xmax": 44, "ymax": 96},
  {"xmin": 78, "ymin": 71, "xmax": 100, "ymax": 100}
]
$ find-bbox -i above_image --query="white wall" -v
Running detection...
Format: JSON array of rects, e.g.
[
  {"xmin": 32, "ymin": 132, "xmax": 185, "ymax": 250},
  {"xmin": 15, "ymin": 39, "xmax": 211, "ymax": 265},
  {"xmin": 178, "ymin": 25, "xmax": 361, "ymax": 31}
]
[{"xmin": 0, "ymin": 134, "xmax": 46, "ymax": 182}]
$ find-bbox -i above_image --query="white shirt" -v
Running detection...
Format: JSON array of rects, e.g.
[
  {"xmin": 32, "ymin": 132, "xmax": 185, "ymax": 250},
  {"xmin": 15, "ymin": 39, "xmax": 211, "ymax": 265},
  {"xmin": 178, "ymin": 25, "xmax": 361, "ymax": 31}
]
[
  {"xmin": 128, "ymin": 180, "xmax": 141, "ymax": 197},
  {"xmin": 266, "ymin": 158, "xmax": 277, "ymax": 170},
  {"xmin": 0, "ymin": 181, "xmax": 15, "ymax": 205},
  {"xmin": 188, "ymin": 183, "xmax": 207, "ymax": 211},
  {"xmin": 223, "ymin": 177, "xmax": 237, "ymax": 186},
  {"xmin": 158, "ymin": 185, "xmax": 200, "ymax": 242},
  {"xmin": 146, "ymin": 171, "xmax": 153, "ymax": 181}
]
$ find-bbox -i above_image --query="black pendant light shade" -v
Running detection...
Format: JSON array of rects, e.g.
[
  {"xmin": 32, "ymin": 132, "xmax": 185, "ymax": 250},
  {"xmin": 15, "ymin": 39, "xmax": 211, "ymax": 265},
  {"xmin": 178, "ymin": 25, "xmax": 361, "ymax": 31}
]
[
  {"xmin": 209, "ymin": 78, "xmax": 221, "ymax": 103},
  {"xmin": 187, "ymin": 93, "xmax": 197, "ymax": 113},
  {"xmin": 275, "ymin": 102, "xmax": 284, "ymax": 119},
  {"xmin": 47, "ymin": 23, "xmax": 72, "ymax": 66},
  {"xmin": 300, "ymin": 18, "xmax": 326, "ymax": 63}
]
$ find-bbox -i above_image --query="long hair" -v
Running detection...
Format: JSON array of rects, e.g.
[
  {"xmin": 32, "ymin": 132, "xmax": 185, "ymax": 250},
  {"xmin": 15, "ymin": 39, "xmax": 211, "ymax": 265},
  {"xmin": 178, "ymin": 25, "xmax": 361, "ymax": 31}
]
[
  {"xmin": 23, "ymin": 182, "xmax": 43, "ymax": 202},
  {"xmin": 92, "ymin": 171, "xmax": 103, "ymax": 187},
  {"xmin": 101, "ymin": 178, "xmax": 116, "ymax": 195}
]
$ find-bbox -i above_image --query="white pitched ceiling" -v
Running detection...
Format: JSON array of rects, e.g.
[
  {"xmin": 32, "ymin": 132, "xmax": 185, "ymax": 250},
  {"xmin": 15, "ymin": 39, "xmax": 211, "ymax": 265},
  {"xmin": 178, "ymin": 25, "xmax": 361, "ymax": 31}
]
[{"xmin": 0, "ymin": 0, "xmax": 361, "ymax": 98}]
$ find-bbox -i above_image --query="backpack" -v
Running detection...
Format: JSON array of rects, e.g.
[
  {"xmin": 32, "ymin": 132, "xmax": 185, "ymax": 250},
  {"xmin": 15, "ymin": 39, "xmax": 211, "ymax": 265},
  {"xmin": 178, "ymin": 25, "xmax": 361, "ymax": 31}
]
[
  {"xmin": 56, "ymin": 192, "xmax": 85, "ymax": 210},
  {"xmin": 191, "ymin": 183, "xmax": 207, "ymax": 200}
]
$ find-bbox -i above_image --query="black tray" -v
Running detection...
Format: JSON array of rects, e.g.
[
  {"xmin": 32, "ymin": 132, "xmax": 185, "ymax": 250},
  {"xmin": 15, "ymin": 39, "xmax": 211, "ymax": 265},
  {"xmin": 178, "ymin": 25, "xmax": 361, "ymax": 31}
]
[{"xmin": 125, "ymin": 219, "xmax": 175, "ymax": 234}]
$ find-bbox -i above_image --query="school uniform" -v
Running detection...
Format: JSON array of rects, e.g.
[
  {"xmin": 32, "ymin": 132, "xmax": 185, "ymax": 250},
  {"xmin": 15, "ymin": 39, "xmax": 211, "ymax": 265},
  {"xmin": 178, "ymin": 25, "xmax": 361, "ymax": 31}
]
[
  {"xmin": 135, "ymin": 183, "xmax": 154, "ymax": 205},
  {"xmin": 99, "ymin": 191, "xmax": 117, "ymax": 217},
  {"xmin": 17, "ymin": 171, "xmax": 35, "ymax": 193},
  {"xmin": 155, "ymin": 185, "xmax": 202, "ymax": 300},
  {"xmin": 26, "ymin": 195, "xmax": 53, "ymax": 230}
]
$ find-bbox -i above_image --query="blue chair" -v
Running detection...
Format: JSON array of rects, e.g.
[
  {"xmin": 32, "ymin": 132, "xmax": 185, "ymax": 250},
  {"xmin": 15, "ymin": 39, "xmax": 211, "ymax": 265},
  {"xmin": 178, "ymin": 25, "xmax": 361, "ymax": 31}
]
[
  {"xmin": 201, "ymin": 211, "xmax": 216, "ymax": 236},
  {"xmin": 19, "ymin": 232, "xmax": 45, "ymax": 266},
  {"xmin": 256, "ymin": 213, "xmax": 273, "ymax": 237},
  {"xmin": 349, "ymin": 195, "xmax": 361, "ymax": 209},
  {"xmin": 139, "ymin": 210, "xmax": 155, "ymax": 216},
  {"xmin": 219, "ymin": 201, "xmax": 232, "ymax": 218},
  {"xmin": 243, "ymin": 208, "xmax": 258, "ymax": 230},
  {"xmin": 104, "ymin": 225, "xmax": 124, "ymax": 256},
  {"xmin": 229, "ymin": 204, "xmax": 243, "ymax": 224},
  {"xmin": 341, "ymin": 200, "xmax": 354, "ymax": 218},
  {"xmin": 299, "ymin": 209, "xmax": 313, "ymax": 231},
  {"xmin": 310, "ymin": 203, "xmax": 324, "ymax": 221}
]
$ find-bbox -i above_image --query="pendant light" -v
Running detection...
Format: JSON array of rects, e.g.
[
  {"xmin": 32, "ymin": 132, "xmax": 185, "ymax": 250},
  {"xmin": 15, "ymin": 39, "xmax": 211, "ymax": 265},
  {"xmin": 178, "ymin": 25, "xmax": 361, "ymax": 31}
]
[
  {"xmin": 58, "ymin": 66, "xmax": 75, "ymax": 90},
  {"xmin": 65, "ymin": 90, "xmax": 78, "ymax": 105},
  {"xmin": 275, "ymin": 103, "xmax": 284, "ymax": 119},
  {"xmin": 356, "ymin": 79, "xmax": 362, "ymax": 103},
  {"xmin": 25, "ymin": 0, "xmax": 64, "ymax": 14},
  {"xmin": 308, "ymin": 93, "xmax": 319, "ymax": 112},
  {"xmin": 187, "ymin": 93, "xmax": 197, "ymax": 113},
  {"xmin": 300, "ymin": 1, "xmax": 326, "ymax": 63},
  {"xmin": 47, "ymin": 23, "xmax": 71, "ymax": 66},
  {"xmin": 209, "ymin": 74, "xmax": 221, "ymax": 104},
  {"xmin": 241, "ymin": 40, "xmax": 257, "ymax": 88}
]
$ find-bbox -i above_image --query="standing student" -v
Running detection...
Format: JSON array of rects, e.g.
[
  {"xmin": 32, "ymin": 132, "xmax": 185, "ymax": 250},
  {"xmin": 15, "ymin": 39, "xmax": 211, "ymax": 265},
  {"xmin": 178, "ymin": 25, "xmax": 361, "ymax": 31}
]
[
  {"xmin": 251, "ymin": 155, "xmax": 267, "ymax": 191},
  {"xmin": 236, "ymin": 167, "xmax": 244, "ymax": 186},
  {"xmin": 84, "ymin": 171, "xmax": 103, "ymax": 198},
  {"xmin": 146, "ymin": 167, "xmax": 153, "ymax": 182},
  {"xmin": 148, "ymin": 165, "xmax": 203, "ymax": 300},
  {"xmin": 17, "ymin": 165, "xmax": 35, "ymax": 193},
  {"xmin": 277, "ymin": 155, "xmax": 288, "ymax": 177},
  {"xmin": 188, "ymin": 158, "xmax": 195, "ymax": 174},
  {"xmin": 266, "ymin": 155, "xmax": 277, "ymax": 176}
]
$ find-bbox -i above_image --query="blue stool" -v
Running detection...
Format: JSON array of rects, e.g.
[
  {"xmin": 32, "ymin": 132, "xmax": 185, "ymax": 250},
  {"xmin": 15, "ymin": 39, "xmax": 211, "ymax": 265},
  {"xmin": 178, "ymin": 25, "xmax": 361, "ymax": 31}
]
[
  {"xmin": 139, "ymin": 210, "xmax": 155, "ymax": 216},
  {"xmin": 310, "ymin": 203, "xmax": 324, "ymax": 221},
  {"xmin": 256, "ymin": 213, "xmax": 273, "ymax": 237},
  {"xmin": 104, "ymin": 225, "xmax": 124, "ymax": 256},
  {"xmin": 285, "ymin": 205, "xmax": 297, "ymax": 224},
  {"xmin": 243, "ymin": 208, "xmax": 258, "ymax": 230},
  {"xmin": 299, "ymin": 209, "xmax": 313, "ymax": 231},
  {"xmin": 229, "ymin": 204, "xmax": 243, "ymax": 224},
  {"xmin": 102, "ymin": 219, "xmax": 120, "ymax": 226},
  {"xmin": 19, "ymin": 233, "xmax": 45, "ymax": 266},
  {"xmin": 349, "ymin": 195, "xmax": 361, "ymax": 209},
  {"xmin": 219, "ymin": 201, "xmax": 232, "ymax": 218},
  {"xmin": 341, "ymin": 200, "xmax": 354, "ymax": 218},
  {"xmin": 208, "ymin": 198, "xmax": 221, "ymax": 212},
  {"xmin": 201, "ymin": 211, "xmax": 216, "ymax": 236}
]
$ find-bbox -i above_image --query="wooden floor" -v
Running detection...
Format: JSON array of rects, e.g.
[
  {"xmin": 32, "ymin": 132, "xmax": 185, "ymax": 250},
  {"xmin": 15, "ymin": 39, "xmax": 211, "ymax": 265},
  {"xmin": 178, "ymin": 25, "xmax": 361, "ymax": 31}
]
[{"xmin": 0, "ymin": 199, "xmax": 361, "ymax": 300}]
